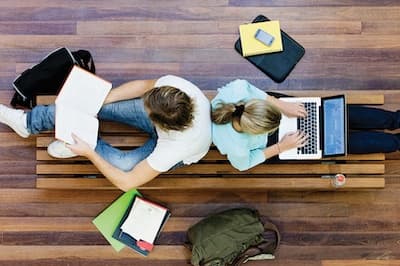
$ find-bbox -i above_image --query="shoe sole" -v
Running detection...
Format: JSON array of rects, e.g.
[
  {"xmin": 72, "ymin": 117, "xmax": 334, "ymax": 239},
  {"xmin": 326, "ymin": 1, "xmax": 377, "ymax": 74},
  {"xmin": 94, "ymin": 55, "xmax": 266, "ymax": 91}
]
[{"xmin": 11, "ymin": 125, "xmax": 30, "ymax": 138}]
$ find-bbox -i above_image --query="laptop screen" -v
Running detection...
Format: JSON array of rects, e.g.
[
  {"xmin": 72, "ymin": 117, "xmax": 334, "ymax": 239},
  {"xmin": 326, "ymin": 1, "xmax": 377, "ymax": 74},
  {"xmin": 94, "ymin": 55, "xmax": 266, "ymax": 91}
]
[{"xmin": 322, "ymin": 96, "xmax": 346, "ymax": 156}]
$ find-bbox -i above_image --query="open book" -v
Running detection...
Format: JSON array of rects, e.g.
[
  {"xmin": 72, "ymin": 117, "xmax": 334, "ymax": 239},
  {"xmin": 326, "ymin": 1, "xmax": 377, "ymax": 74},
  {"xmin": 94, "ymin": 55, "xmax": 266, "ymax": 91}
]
[
  {"xmin": 113, "ymin": 196, "xmax": 170, "ymax": 256},
  {"xmin": 55, "ymin": 66, "xmax": 112, "ymax": 149}
]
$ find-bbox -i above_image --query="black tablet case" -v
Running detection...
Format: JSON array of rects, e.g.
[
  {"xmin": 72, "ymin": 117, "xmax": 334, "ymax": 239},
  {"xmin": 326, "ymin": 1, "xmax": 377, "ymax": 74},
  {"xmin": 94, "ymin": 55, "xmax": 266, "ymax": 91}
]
[
  {"xmin": 112, "ymin": 195, "xmax": 170, "ymax": 256},
  {"xmin": 235, "ymin": 15, "xmax": 305, "ymax": 83}
]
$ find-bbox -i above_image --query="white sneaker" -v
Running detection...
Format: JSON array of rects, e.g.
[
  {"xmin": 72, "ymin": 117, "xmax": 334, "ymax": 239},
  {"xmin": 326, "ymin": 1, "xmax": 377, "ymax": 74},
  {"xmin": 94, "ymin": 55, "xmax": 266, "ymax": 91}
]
[
  {"xmin": 0, "ymin": 104, "xmax": 30, "ymax": 138},
  {"xmin": 47, "ymin": 140, "xmax": 77, "ymax": 158}
]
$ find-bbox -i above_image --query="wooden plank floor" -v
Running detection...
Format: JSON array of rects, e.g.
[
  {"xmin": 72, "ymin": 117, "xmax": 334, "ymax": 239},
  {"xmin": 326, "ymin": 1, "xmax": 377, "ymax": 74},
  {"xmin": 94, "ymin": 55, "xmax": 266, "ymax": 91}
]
[{"xmin": 0, "ymin": 1, "xmax": 400, "ymax": 265}]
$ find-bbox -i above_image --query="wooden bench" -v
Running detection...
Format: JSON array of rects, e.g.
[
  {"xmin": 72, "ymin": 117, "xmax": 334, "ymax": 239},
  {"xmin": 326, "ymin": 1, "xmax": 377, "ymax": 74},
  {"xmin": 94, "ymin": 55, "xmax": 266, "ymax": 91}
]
[{"xmin": 35, "ymin": 91, "xmax": 386, "ymax": 191}]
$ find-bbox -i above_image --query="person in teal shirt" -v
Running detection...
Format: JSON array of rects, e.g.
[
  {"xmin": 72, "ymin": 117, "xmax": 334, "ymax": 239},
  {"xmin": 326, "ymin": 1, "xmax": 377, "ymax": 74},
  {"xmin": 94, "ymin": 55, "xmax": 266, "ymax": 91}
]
[
  {"xmin": 211, "ymin": 79, "xmax": 308, "ymax": 171},
  {"xmin": 212, "ymin": 79, "xmax": 400, "ymax": 171}
]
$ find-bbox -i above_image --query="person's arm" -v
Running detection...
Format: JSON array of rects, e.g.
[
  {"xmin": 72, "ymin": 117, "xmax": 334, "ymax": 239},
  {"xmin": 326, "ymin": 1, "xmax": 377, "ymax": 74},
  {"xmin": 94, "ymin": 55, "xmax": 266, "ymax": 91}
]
[
  {"xmin": 264, "ymin": 131, "xmax": 308, "ymax": 159},
  {"xmin": 225, "ymin": 146, "xmax": 266, "ymax": 171},
  {"xmin": 227, "ymin": 152, "xmax": 263, "ymax": 171},
  {"xmin": 67, "ymin": 134, "xmax": 160, "ymax": 191},
  {"xmin": 266, "ymin": 95, "xmax": 307, "ymax": 118},
  {"xmin": 239, "ymin": 80, "xmax": 306, "ymax": 118},
  {"xmin": 87, "ymin": 150, "xmax": 160, "ymax": 191},
  {"xmin": 104, "ymin": 79, "xmax": 157, "ymax": 104}
]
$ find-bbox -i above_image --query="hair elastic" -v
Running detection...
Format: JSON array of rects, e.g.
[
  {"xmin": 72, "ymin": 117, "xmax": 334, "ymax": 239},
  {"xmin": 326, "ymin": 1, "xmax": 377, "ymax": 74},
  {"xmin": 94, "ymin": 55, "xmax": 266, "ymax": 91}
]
[{"xmin": 232, "ymin": 104, "xmax": 245, "ymax": 118}]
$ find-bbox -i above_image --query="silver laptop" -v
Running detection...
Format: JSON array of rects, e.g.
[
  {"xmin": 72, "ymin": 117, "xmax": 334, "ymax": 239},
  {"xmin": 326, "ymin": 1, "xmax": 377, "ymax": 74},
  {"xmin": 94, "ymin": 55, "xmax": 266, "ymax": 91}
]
[{"xmin": 278, "ymin": 95, "xmax": 347, "ymax": 160}]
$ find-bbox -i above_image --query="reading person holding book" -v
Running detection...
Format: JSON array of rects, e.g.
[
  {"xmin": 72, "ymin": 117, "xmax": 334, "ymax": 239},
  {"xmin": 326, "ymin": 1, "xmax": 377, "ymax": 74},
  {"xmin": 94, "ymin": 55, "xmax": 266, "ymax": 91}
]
[
  {"xmin": 211, "ymin": 79, "xmax": 400, "ymax": 171},
  {"xmin": 0, "ymin": 75, "xmax": 212, "ymax": 191}
]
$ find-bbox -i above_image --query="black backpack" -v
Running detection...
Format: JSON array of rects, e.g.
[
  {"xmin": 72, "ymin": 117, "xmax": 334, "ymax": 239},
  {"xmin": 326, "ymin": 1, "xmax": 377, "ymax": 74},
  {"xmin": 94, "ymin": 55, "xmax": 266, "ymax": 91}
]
[
  {"xmin": 186, "ymin": 208, "xmax": 281, "ymax": 266},
  {"xmin": 11, "ymin": 47, "xmax": 96, "ymax": 108}
]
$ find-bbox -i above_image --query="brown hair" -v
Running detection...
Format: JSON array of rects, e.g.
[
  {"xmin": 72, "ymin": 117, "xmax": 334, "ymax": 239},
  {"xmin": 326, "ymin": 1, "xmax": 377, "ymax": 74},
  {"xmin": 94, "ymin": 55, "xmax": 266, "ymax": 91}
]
[
  {"xmin": 212, "ymin": 99, "xmax": 281, "ymax": 135},
  {"xmin": 143, "ymin": 86, "xmax": 194, "ymax": 131}
]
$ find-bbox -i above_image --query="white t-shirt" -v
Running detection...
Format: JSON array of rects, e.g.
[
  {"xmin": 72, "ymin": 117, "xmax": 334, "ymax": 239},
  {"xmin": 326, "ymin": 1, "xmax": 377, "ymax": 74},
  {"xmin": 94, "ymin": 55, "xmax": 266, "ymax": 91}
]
[{"xmin": 146, "ymin": 75, "xmax": 212, "ymax": 172}]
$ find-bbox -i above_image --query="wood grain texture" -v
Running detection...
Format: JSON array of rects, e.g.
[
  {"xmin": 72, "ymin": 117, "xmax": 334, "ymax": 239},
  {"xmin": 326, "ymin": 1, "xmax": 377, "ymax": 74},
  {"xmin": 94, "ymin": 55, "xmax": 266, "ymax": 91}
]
[
  {"xmin": 35, "ymin": 177, "xmax": 385, "ymax": 190},
  {"xmin": 0, "ymin": 1, "xmax": 400, "ymax": 265},
  {"xmin": 36, "ymin": 163, "xmax": 385, "ymax": 175},
  {"xmin": 36, "ymin": 148, "xmax": 385, "ymax": 161}
]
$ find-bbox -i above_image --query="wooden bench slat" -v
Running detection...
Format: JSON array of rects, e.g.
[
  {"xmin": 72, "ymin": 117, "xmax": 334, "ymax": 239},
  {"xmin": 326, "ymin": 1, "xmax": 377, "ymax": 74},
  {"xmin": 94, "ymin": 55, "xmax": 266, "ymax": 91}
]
[
  {"xmin": 36, "ymin": 135, "xmax": 386, "ymax": 161},
  {"xmin": 36, "ymin": 149, "xmax": 385, "ymax": 162},
  {"xmin": 36, "ymin": 163, "xmax": 385, "ymax": 175},
  {"xmin": 37, "ymin": 149, "xmax": 231, "ymax": 161},
  {"xmin": 36, "ymin": 135, "xmax": 149, "ymax": 147},
  {"xmin": 36, "ymin": 177, "xmax": 385, "ymax": 190}
]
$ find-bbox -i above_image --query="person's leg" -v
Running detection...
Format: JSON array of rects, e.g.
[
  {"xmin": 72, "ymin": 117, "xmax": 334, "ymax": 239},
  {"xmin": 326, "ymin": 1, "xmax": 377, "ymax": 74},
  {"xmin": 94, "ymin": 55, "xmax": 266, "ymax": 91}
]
[
  {"xmin": 0, "ymin": 104, "xmax": 30, "ymax": 138},
  {"xmin": 95, "ymin": 98, "xmax": 159, "ymax": 171},
  {"xmin": 347, "ymin": 106, "xmax": 400, "ymax": 153},
  {"xmin": 95, "ymin": 98, "xmax": 187, "ymax": 172},
  {"xmin": 0, "ymin": 103, "xmax": 75, "ymax": 157},
  {"xmin": 95, "ymin": 137, "xmax": 157, "ymax": 172},
  {"xmin": 348, "ymin": 131, "xmax": 400, "ymax": 154},
  {"xmin": 27, "ymin": 104, "xmax": 56, "ymax": 134},
  {"xmin": 348, "ymin": 106, "xmax": 400, "ymax": 130},
  {"xmin": 98, "ymin": 98, "xmax": 155, "ymax": 134},
  {"xmin": 0, "ymin": 103, "xmax": 55, "ymax": 137},
  {"xmin": 49, "ymin": 98, "xmax": 157, "ymax": 159},
  {"xmin": 26, "ymin": 98, "xmax": 155, "ymax": 135},
  {"xmin": 27, "ymin": 98, "xmax": 154, "ymax": 133}
]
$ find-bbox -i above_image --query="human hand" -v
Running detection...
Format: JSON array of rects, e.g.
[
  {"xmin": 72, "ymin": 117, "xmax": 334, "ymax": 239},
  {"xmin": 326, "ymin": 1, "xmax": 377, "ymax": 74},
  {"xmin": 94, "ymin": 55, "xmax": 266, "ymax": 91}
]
[
  {"xmin": 280, "ymin": 101, "xmax": 307, "ymax": 118},
  {"xmin": 278, "ymin": 131, "xmax": 308, "ymax": 152},
  {"xmin": 66, "ymin": 133, "xmax": 93, "ymax": 157}
]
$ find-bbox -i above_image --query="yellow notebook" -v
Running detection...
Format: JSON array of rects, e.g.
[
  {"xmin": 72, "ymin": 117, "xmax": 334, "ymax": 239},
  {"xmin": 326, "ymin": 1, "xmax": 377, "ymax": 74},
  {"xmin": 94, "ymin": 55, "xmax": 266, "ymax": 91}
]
[{"xmin": 239, "ymin": 21, "xmax": 283, "ymax": 57}]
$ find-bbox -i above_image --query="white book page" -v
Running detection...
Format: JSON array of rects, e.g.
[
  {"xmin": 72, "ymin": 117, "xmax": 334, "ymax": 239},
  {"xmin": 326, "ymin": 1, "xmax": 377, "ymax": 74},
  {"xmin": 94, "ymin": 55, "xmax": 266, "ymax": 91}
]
[
  {"xmin": 55, "ymin": 66, "xmax": 112, "ymax": 116},
  {"xmin": 120, "ymin": 197, "xmax": 167, "ymax": 243},
  {"xmin": 55, "ymin": 105, "xmax": 99, "ymax": 149}
]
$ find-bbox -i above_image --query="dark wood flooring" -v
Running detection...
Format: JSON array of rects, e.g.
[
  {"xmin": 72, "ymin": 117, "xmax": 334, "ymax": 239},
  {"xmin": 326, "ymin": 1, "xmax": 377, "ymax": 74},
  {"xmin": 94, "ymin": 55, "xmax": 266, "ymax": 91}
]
[{"xmin": 0, "ymin": 1, "xmax": 400, "ymax": 265}]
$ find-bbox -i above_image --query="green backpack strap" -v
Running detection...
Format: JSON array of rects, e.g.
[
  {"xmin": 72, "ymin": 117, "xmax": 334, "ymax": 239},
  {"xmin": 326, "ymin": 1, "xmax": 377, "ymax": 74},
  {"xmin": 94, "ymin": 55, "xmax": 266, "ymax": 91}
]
[
  {"xmin": 229, "ymin": 220, "xmax": 281, "ymax": 266},
  {"xmin": 202, "ymin": 258, "xmax": 225, "ymax": 266},
  {"xmin": 263, "ymin": 220, "xmax": 281, "ymax": 253}
]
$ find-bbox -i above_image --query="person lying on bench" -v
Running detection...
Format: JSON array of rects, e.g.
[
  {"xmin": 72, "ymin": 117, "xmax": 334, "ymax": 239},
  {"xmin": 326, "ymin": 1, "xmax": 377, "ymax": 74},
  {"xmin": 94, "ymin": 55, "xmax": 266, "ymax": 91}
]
[
  {"xmin": 211, "ymin": 79, "xmax": 400, "ymax": 171},
  {"xmin": 0, "ymin": 75, "xmax": 212, "ymax": 191}
]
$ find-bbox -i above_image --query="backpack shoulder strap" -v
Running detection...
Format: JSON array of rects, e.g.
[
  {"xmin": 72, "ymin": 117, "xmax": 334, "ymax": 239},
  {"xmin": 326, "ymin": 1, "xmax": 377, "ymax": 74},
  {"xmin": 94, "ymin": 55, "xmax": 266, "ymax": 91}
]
[
  {"xmin": 72, "ymin": 50, "xmax": 96, "ymax": 73},
  {"xmin": 263, "ymin": 221, "xmax": 280, "ymax": 252}
]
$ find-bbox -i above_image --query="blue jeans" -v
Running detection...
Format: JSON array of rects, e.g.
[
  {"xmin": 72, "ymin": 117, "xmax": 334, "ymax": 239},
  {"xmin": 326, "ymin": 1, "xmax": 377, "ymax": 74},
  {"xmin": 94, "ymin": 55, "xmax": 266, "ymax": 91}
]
[
  {"xmin": 266, "ymin": 106, "xmax": 400, "ymax": 155},
  {"xmin": 27, "ymin": 98, "xmax": 180, "ymax": 171}
]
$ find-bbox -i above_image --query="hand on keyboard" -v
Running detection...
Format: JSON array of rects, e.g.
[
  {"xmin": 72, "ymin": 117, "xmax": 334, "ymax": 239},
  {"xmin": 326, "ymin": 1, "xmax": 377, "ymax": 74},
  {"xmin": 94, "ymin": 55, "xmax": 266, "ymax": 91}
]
[
  {"xmin": 279, "ymin": 101, "xmax": 307, "ymax": 118},
  {"xmin": 278, "ymin": 130, "xmax": 308, "ymax": 153}
]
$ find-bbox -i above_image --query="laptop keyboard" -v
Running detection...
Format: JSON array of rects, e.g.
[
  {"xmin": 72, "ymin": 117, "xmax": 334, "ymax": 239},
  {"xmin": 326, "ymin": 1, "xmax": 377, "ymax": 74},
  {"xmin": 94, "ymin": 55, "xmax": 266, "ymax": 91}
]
[{"xmin": 297, "ymin": 102, "xmax": 318, "ymax": 155}]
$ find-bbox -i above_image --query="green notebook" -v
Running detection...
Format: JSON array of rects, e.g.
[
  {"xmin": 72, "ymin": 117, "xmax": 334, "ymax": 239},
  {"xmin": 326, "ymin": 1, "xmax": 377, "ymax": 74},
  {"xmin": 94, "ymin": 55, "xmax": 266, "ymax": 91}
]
[{"xmin": 93, "ymin": 189, "xmax": 140, "ymax": 251}]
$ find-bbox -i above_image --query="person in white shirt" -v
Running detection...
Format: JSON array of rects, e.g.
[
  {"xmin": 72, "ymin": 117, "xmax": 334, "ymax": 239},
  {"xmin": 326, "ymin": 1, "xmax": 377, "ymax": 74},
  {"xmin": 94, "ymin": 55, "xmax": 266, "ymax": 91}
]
[{"xmin": 0, "ymin": 75, "xmax": 212, "ymax": 191}]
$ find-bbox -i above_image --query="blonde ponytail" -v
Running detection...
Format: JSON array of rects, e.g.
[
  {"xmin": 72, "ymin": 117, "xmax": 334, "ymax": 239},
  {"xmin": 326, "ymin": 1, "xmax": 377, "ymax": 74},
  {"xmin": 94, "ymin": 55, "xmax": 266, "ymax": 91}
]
[
  {"xmin": 212, "ymin": 99, "xmax": 281, "ymax": 135},
  {"xmin": 211, "ymin": 102, "xmax": 237, "ymax": 124}
]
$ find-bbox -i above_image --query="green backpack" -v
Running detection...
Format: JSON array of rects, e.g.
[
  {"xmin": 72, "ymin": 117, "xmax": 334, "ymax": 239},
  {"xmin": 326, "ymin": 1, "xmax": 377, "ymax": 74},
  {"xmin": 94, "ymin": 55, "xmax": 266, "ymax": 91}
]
[{"xmin": 186, "ymin": 208, "xmax": 280, "ymax": 266}]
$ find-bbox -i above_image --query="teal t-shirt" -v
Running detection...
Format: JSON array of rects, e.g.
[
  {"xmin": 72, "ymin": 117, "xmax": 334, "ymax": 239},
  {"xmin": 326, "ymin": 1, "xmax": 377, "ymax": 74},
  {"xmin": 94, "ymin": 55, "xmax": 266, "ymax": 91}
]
[{"xmin": 211, "ymin": 79, "xmax": 269, "ymax": 171}]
